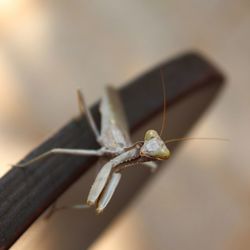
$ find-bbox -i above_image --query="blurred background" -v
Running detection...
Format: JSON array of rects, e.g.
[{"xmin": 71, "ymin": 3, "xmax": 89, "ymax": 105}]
[{"xmin": 0, "ymin": 0, "xmax": 249, "ymax": 249}]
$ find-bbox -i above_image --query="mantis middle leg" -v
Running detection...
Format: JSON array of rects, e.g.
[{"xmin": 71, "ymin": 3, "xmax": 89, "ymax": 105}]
[{"xmin": 15, "ymin": 148, "xmax": 105, "ymax": 167}]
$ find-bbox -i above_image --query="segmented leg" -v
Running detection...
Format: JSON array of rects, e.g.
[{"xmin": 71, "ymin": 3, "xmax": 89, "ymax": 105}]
[
  {"xmin": 77, "ymin": 89, "xmax": 103, "ymax": 145},
  {"xmin": 46, "ymin": 203, "xmax": 90, "ymax": 218},
  {"xmin": 87, "ymin": 147, "xmax": 140, "ymax": 208},
  {"xmin": 46, "ymin": 172, "xmax": 121, "ymax": 217},
  {"xmin": 15, "ymin": 148, "xmax": 105, "ymax": 167},
  {"xmin": 87, "ymin": 163, "xmax": 113, "ymax": 206},
  {"xmin": 96, "ymin": 172, "xmax": 121, "ymax": 213}
]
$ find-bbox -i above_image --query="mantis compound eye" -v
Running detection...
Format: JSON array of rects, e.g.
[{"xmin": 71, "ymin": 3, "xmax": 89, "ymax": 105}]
[{"xmin": 144, "ymin": 129, "xmax": 159, "ymax": 141}]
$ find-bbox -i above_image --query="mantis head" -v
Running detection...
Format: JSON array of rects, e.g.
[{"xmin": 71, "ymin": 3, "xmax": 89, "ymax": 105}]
[{"xmin": 140, "ymin": 129, "xmax": 170, "ymax": 160}]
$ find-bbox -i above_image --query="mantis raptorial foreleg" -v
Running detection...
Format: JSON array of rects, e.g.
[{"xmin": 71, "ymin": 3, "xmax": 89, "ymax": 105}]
[
  {"xmin": 47, "ymin": 164, "xmax": 121, "ymax": 216},
  {"xmin": 46, "ymin": 173, "xmax": 121, "ymax": 216},
  {"xmin": 96, "ymin": 172, "xmax": 121, "ymax": 213},
  {"xmin": 87, "ymin": 147, "xmax": 140, "ymax": 206},
  {"xmin": 87, "ymin": 163, "xmax": 113, "ymax": 205},
  {"xmin": 15, "ymin": 148, "xmax": 105, "ymax": 167}
]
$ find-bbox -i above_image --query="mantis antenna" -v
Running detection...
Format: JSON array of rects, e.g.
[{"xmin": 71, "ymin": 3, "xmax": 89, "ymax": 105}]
[
  {"xmin": 158, "ymin": 70, "xmax": 229, "ymax": 145},
  {"xmin": 159, "ymin": 69, "xmax": 167, "ymax": 137},
  {"xmin": 165, "ymin": 137, "xmax": 229, "ymax": 144}
]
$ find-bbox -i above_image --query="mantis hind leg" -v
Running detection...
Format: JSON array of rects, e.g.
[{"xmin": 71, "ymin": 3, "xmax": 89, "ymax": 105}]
[
  {"xmin": 45, "ymin": 203, "xmax": 90, "ymax": 219},
  {"xmin": 77, "ymin": 89, "xmax": 103, "ymax": 145}
]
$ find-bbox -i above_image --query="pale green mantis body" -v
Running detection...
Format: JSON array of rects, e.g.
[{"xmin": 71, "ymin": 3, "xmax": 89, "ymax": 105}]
[
  {"xmin": 16, "ymin": 84, "xmax": 226, "ymax": 214},
  {"xmin": 16, "ymin": 86, "xmax": 170, "ymax": 213}
]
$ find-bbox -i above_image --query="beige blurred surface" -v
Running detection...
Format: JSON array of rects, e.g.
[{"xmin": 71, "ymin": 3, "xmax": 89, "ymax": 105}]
[{"xmin": 0, "ymin": 0, "xmax": 249, "ymax": 249}]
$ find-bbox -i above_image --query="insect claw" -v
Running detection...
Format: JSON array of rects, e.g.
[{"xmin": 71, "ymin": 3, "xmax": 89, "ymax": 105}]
[{"xmin": 96, "ymin": 207, "xmax": 104, "ymax": 214}]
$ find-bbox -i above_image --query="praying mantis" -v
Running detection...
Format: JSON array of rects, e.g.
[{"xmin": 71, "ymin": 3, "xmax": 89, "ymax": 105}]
[
  {"xmin": 15, "ymin": 76, "xmax": 226, "ymax": 214},
  {"xmin": 16, "ymin": 86, "xmax": 170, "ymax": 214}
]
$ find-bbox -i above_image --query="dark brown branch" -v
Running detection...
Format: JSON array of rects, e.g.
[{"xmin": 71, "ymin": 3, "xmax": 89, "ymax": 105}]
[{"xmin": 0, "ymin": 52, "xmax": 225, "ymax": 249}]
